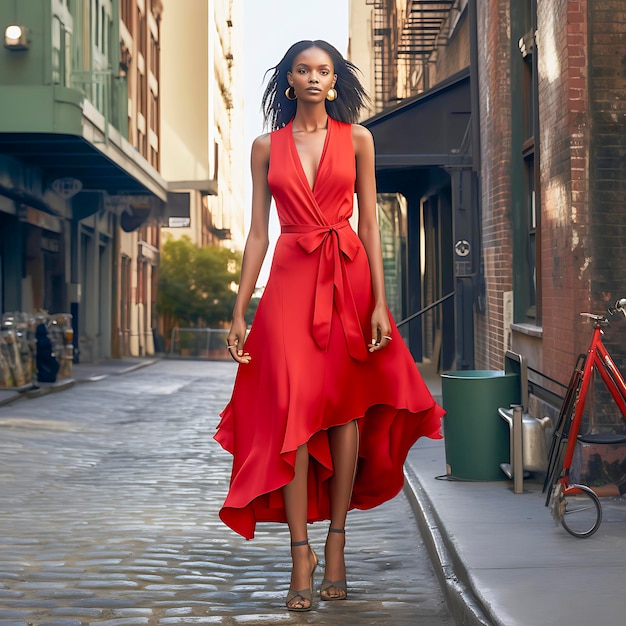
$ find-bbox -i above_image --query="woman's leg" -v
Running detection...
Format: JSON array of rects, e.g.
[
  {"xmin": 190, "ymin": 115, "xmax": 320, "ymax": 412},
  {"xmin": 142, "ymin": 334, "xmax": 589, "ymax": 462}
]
[
  {"xmin": 283, "ymin": 443, "xmax": 316, "ymax": 610},
  {"xmin": 323, "ymin": 420, "xmax": 359, "ymax": 598}
]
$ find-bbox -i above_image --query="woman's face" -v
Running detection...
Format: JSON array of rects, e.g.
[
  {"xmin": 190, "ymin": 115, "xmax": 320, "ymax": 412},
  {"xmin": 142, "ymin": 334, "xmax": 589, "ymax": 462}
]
[{"xmin": 287, "ymin": 46, "xmax": 337, "ymax": 103}]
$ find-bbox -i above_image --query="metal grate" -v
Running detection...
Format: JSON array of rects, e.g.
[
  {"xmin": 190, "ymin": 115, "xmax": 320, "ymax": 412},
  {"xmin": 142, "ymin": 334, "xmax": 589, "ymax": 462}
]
[{"xmin": 398, "ymin": 0, "xmax": 454, "ymax": 57}]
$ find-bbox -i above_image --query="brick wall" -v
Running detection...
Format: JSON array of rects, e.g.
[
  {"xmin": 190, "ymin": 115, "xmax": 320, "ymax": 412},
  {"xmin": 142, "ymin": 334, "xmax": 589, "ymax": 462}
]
[
  {"xmin": 434, "ymin": 10, "xmax": 471, "ymax": 85},
  {"xmin": 537, "ymin": 0, "xmax": 592, "ymax": 385},
  {"xmin": 539, "ymin": 0, "xmax": 626, "ymax": 414},
  {"xmin": 535, "ymin": 0, "xmax": 626, "ymax": 480},
  {"xmin": 474, "ymin": 0, "xmax": 514, "ymax": 369},
  {"xmin": 589, "ymin": 0, "xmax": 626, "ymax": 332},
  {"xmin": 588, "ymin": 0, "xmax": 626, "ymax": 428}
]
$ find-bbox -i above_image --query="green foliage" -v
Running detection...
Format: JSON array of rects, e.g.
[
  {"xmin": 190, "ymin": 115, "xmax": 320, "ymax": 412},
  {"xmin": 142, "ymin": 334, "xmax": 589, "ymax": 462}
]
[
  {"xmin": 245, "ymin": 296, "xmax": 261, "ymax": 325},
  {"xmin": 158, "ymin": 236, "xmax": 241, "ymax": 328}
]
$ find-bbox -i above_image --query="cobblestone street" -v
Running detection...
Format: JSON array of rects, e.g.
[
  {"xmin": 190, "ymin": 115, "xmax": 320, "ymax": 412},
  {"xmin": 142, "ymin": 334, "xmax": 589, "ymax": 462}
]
[{"xmin": 0, "ymin": 360, "xmax": 451, "ymax": 625}]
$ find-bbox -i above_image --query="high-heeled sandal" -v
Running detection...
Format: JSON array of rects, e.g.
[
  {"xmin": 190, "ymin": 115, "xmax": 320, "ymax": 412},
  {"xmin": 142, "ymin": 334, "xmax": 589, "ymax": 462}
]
[
  {"xmin": 286, "ymin": 539, "xmax": 318, "ymax": 612},
  {"xmin": 320, "ymin": 527, "xmax": 347, "ymax": 601}
]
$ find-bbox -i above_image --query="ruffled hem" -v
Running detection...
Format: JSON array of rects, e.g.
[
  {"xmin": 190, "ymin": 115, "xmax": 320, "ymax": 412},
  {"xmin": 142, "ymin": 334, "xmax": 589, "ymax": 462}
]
[{"xmin": 214, "ymin": 399, "xmax": 443, "ymax": 540}]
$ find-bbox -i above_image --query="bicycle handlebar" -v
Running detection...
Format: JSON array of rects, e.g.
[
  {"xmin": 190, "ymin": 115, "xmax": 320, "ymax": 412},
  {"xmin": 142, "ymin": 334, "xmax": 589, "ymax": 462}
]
[
  {"xmin": 581, "ymin": 298, "xmax": 626, "ymax": 323},
  {"xmin": 610, "ymin": 298, "xmax": 626, "ymax": 317}
]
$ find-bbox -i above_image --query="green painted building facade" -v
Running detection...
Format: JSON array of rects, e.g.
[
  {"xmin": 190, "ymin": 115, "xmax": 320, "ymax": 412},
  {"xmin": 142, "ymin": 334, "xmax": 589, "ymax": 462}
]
[{"xmin": 0, "ymin": 0, "xmax": 166, "ymax": 362}]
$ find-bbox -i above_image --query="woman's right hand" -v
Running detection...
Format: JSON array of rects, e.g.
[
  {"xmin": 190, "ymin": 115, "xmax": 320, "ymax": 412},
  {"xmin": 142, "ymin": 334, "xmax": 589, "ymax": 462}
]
[{"xmin": 226, "ymin": 318, "xmax": 251, "ymax": 364}]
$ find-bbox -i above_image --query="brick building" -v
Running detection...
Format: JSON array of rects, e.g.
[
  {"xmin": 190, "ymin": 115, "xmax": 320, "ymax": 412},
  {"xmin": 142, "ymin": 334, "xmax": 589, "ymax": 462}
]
[{"xmin": 350, "ymin": 0, "xmax": 626, "ymax": 482}]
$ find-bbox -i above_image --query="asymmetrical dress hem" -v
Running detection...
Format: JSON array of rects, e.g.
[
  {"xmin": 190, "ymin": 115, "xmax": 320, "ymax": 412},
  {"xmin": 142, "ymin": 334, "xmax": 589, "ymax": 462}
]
[{"xmin": 215, "ymin": 117, "xmax": 444, "ymax": 540}]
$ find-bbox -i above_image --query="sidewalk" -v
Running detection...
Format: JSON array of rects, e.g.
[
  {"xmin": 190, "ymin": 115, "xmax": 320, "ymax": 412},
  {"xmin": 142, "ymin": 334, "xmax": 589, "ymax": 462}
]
[
  {"xmin": 407, "ymin": 363, "xmax": 626, "ymax": 626},
  {"xmin": 3, "ymin": 356, "xmax": 624, "ymax": 624},
  {"xmin": 0, "ymin": 357, "xmax": 157, "ymax": 406}
]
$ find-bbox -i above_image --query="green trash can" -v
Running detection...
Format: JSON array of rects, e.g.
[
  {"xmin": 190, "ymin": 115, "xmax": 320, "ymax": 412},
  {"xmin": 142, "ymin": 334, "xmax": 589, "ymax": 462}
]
[{"xmin": 441, "ymin": 370, "xmax": 520, "ymax": 480}]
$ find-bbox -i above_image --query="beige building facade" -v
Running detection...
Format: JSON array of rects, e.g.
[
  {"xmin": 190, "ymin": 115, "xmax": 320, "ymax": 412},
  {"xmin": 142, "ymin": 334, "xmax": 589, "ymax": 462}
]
[
  {"xmin": 160, "ymin": 0, "xmax": 245, "ymax": 251},
  {"xmin": 110, "ymin": 0, "xmax": 164, "ymax": 359}
]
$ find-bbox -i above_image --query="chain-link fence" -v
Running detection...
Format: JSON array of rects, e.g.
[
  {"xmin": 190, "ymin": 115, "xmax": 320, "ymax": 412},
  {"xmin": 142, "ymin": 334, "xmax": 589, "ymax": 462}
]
[{"xmin": 168, "ymin": 328, "xmax": 231, "ymax": 360}]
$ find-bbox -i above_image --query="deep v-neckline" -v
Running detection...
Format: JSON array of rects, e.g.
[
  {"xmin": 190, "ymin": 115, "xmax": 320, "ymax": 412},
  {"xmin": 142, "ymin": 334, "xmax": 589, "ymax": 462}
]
[{"xmin": 289, "ymin": 118, "xmax": 332, "ymax": 195}]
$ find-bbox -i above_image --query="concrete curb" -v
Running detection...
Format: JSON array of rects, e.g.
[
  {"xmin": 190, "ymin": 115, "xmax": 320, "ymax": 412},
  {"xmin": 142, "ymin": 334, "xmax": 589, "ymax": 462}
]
[
  {"xmin": 0, "ymin": 390, "xmax": 22, "ymax": 407},
  {"xmin": 1, "ymin": 379, "xmax": 76, "ymax": 405},
  {"xmin": 113, "ymin": 359, "xmax": 158, "ymax": 375},
  {"xmin": 403, "ymin": 463, "xmax": 494, "ymax": 626},
  {"xmin": 0, "ymin": 359, "xmax": 158, "ymax": 406},
  {"xmin": 25, "ymin": 379, "xmax": 76, "ymax": 398},
  {"xmin": 74, "ymin": 358, "xmax": 158, "ymax": 383}
]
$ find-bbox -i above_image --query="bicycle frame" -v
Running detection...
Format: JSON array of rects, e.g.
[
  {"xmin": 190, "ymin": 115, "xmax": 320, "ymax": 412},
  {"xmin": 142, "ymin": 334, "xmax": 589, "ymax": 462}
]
[
  {"xmin": 542, "ymin": 300, "xmax": 626, "ymax": 537},
  {"xmin": 558, "ymin": 319, "xmax": 626, "ymax": 487}
]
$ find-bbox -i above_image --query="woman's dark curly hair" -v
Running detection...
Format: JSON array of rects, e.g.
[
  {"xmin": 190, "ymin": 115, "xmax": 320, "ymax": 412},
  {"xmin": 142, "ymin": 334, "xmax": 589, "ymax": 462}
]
[{"xmin": 261, "ymin": 40, "xmax": 370, "ymax": 131}]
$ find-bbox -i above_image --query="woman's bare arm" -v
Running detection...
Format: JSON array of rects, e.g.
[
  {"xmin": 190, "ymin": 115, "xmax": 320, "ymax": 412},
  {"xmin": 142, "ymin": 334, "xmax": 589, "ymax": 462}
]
[
  {"xmin": 227, "ymin": 134, "xmax": 272, "ymax": 361},
  {"xmin": 353, "ymin": 124, "xmax": 392, "ymax": 351}
]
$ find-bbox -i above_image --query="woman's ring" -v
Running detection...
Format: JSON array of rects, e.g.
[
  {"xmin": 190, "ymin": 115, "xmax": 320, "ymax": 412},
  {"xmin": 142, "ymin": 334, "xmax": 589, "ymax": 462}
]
[
  {"xmin": 226, "ymin": 345, "xmax": 235, "ymax": 351},
  {"xmin": 383, "ymin": 335, "xmax": 392, "ymax": 341}
]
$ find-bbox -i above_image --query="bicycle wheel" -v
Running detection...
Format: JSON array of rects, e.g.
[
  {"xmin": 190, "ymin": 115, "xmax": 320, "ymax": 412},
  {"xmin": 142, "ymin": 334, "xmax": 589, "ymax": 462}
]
[
  {"xmin": 543, "ymin": 357, "xmax": 586, "ymax": 503},
  {"xmin": 560, "ymin": 484, "xmax": 602, "ymax": 539}
]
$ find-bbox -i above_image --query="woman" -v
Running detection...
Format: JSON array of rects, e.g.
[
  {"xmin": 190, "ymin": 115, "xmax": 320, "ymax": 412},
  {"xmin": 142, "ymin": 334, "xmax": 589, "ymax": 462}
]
[{"xmin": 215, "ymin": 40, "xmax": 444, "ymax": 612}]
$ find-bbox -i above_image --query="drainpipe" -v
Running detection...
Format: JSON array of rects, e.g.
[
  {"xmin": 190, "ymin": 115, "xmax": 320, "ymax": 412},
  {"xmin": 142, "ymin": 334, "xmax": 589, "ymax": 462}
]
[
  {"xmin": 468, "ymin": 0, "xmax": 481, "ymax": 173},
  {"xmin": 468, "ymin": 0, "xmax": 486, "ymax": 319}
]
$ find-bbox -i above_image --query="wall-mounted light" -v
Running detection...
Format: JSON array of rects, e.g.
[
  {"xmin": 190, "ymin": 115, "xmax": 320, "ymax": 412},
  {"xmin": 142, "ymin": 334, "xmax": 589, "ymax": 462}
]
[{"xmin": 4, "ymin": 25, "xmax": 29, "ymax": 50}]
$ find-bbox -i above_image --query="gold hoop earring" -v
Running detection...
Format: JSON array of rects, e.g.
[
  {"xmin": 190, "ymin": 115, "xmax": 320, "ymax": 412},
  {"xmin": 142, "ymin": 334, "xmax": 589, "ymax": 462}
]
[
  {"xmin": 326, "ymin": 88, "xmax": 337, "ymax": 102},
  {"xmin": 285, "ymin": 86, "xmax": 297, "ymax": 101}
]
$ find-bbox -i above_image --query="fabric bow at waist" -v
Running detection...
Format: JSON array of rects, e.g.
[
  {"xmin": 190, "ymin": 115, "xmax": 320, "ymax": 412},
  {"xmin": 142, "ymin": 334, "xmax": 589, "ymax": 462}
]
[{"xmin": 281, "ymin": 220, "xmax": 368, "ymax": 361}]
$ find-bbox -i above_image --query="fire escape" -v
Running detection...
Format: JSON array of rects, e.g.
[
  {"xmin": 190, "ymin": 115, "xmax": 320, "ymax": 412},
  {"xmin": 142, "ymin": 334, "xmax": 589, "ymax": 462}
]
[
  {"xmin": 370, "ymin": 0, "xmax": 457, "ymax": 111},
  {"xmin": 368, "ymin": 0, "xmax": 397, "ymax": 112}
]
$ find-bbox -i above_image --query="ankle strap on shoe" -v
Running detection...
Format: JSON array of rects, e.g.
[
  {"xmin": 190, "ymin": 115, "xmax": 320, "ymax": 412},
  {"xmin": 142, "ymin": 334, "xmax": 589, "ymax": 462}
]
[
  {"xmin": 328, "ymin": 527, "xmax": 345, "ymax": 534},
  {"xmin": 291, "ymin": 539, "xmax": 309, "ymax": 547}
]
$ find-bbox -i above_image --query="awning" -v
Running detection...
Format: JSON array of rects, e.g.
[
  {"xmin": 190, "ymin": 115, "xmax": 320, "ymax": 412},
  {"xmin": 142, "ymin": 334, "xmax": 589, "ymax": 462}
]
[
  {"xmin": 0, "ymin": 133, "xmax": 167, "ymax": 199},
  {"xmin": 363, "ymin": 68, "xmax": 472, "ymax": 170},
  {"xmin": 0, "ymin": 182, "xmax": 63, "ymax": 217}
]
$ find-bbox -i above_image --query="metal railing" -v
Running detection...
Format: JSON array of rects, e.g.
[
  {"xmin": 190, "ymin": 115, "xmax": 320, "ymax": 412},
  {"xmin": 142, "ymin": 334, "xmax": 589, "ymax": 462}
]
[
  {"xmin": 396, "ymin": 292, "xmax": 455, "ymax": 327},
  {"xmin": 167, "ymin": 294, "xmax": 456, "ymax": 361}
]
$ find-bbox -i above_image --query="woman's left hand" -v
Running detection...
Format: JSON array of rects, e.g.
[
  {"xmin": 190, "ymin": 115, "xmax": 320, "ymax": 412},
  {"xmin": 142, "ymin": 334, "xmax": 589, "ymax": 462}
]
[{"xmin": 368, "ymin": 304, "xmax": 393, "ymax": 352}]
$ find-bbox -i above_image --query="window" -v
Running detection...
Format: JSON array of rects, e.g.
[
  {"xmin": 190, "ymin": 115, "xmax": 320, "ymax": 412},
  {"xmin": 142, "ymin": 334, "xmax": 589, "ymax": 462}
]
[
  {"xmin": 136, "ymin": 6, "xmax": 148, "ymax": 157},
  {"xmin": 51, "ymin": 17, "xmax": 62, "ymax": 84},
  {"xmin": 100, "ymin": 5, "xmax": 107, "ymax": 54},
  {"xmin": 525, "ymin": 155, "xmax": 536, "ymax": 312},
  {"xmin": 138, "ymin": 129, "xmax": 147, "ymax": 156},
  {"xmin": 121, "ymin": 0, "xmax": 133, "ymax": 28},
  {"xmin": 138, "ymin": 70, "xmax": 146, "ymax": 113},
  {"xmin": 120, "ymin": 255, "xmax": 132, "ymax": 354},
  {"xmin": 149, "ymin": 91, "xmax": 158, "ymax": 131},
  {"xmin": 516, "ymin": 0, "xmax": 541, "ymax": 322},
  {"xmin": 94, "ymin": 0, "xmax": 99, "ymax": 48},
  {"xmin": 150, "ymin": 32, "xmax": 159, "ymax": 78},
  {"xmin": 137, "ymin": 7, "xmax": 147, "ymax": 59}
]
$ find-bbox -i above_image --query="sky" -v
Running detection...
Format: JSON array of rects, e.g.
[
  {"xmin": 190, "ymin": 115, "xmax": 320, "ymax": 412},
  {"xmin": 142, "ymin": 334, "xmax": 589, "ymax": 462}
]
[{"xmin": 242, "ymin": 0, "xmax": 349, "ymax": 285}]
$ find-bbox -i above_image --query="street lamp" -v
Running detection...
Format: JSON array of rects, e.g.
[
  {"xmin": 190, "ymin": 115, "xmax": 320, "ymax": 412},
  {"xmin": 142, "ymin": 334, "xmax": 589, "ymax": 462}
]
[{"xmin": 4, "ymin": 25, "xmax": 29, "ymax": 50}]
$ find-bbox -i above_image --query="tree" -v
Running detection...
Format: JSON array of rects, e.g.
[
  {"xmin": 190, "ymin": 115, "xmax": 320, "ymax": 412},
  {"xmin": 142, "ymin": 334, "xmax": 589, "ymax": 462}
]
[{"xmin": 158, "ymin": 237, "xmax": 241, "ymax": 334}]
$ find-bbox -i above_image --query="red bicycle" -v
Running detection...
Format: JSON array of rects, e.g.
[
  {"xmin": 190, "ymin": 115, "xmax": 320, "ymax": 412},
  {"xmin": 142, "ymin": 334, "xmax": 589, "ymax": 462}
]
[{"xmin": 542, "ymin": 298, "xmax": 626, "ymax": 538}]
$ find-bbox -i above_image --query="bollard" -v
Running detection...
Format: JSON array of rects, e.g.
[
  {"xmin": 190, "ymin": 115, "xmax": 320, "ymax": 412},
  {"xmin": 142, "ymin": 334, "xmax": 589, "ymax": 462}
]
[{"xmin": 512, "ymin": 404, "xmax": 523, "ymax": 494}]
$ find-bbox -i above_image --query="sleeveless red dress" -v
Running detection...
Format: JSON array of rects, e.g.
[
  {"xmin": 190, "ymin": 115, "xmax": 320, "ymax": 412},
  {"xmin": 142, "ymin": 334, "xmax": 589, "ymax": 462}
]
[{"xmin": 215, "ymin": 117, "xmax": 443, "ymax": 539}]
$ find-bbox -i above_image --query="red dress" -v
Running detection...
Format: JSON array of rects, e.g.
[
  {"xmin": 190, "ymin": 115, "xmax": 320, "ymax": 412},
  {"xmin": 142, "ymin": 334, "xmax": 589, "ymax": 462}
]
[{"xmin": 215, "ymin": 117, "xmax": 443, "ymax": 540}]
